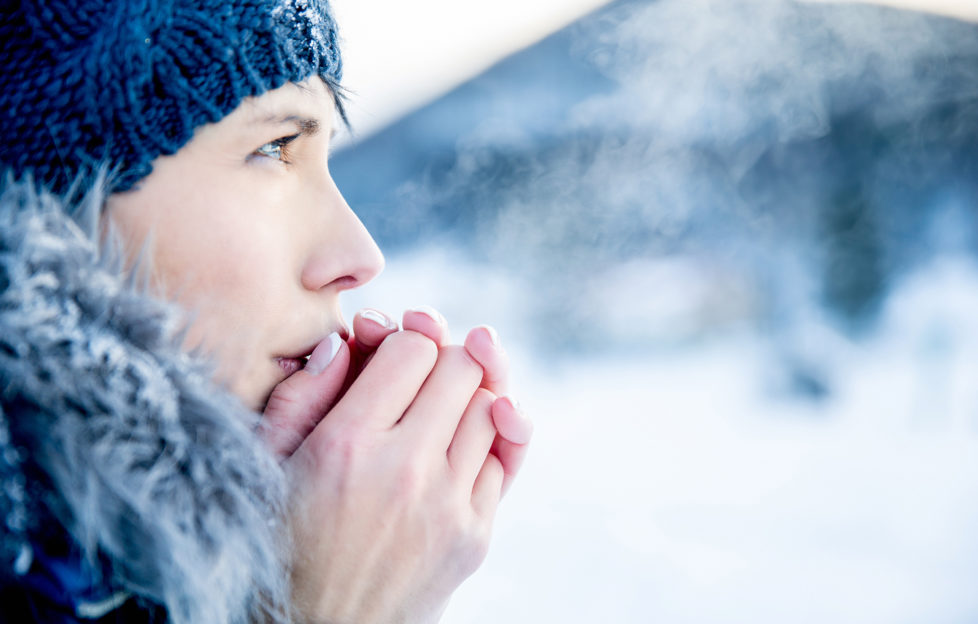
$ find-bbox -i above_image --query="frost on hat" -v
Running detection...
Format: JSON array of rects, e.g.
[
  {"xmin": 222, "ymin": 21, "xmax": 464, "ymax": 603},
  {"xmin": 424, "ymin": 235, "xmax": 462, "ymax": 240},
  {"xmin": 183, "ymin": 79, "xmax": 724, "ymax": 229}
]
[{"xmin": 0, "ymin": 0, "xmax": 343, "ymax": 195}]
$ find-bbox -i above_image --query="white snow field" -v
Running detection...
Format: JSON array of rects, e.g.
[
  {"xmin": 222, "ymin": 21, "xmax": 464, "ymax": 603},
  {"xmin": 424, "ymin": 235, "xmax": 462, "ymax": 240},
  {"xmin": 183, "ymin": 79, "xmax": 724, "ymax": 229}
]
[{"xmin": 344, "ymin": 247, "xmax": 978, "ymax": 624}]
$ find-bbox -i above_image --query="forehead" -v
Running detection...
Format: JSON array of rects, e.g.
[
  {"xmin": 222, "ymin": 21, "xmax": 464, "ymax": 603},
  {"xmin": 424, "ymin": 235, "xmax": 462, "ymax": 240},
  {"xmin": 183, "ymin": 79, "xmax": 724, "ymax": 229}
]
[{"xmin": 241, "ymin": 77, "xmax": 337, "ymax": 127}]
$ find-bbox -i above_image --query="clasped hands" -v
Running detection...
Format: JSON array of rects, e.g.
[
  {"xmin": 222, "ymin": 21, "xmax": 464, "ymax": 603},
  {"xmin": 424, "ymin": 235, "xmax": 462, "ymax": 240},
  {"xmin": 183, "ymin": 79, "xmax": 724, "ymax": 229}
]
[{"xmin": 258, "ymin": 307, "xmax": 532, "ymax": 624}]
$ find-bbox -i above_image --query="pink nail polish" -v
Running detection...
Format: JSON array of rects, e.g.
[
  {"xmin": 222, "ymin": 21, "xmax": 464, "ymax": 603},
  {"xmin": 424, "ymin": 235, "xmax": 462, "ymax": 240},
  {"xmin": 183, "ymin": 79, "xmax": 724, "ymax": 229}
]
[{"xmin": 305, "ymin": 333, "xmax": 342, "ymax": 376}]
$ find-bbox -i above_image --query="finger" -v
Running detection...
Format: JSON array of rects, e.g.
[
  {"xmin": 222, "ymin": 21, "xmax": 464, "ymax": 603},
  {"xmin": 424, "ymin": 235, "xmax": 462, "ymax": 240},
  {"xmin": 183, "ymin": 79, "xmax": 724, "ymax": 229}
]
[
  {"xmin": 471, "ymin": 452, "xmax": 505, "ymax": 520},
  {"xmin": 347, "ymin": 309, "xmax": 399, "ymax": 387},
  {"xmin": 402, "ymin": 305, "xmax": 450, "ymax": 346},
  {"xmin": 463, "ymin": 325, "xmax": 509, "ymax": 395},
  {"xmin": 259, "ymin": 333, "xmax": 349, "ymax": 459},
  {"xmin": 490, "ymin": 397, "xmax": 532, "ymax": 496},
  {"xmin": 352, "ymin": 308, "xmax": 399, "ymax": 350},
  {"xmin": 399, "ymin": 345, "xmax": 484, "ymax": 452},
  {"xmin": 491, "ymin": 437, "xmax": 530, "ymax": 497},
  {"xmin": 325, "ymin": 329, "xmax": 439, "ymax": 431},
  {"xmin": 491, "ymin": 396, "xmax": 532, "ymax": 445},
  {"xmin": 446, "ymin": 388, "xmax": 498, "ymax": 486}
]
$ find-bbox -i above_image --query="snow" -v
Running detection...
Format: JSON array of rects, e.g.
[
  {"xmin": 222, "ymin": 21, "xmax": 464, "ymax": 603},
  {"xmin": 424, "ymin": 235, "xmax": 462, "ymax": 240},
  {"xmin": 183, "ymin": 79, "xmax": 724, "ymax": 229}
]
[{"xmin": 344, "ymin": 248, "xmax": 978, "ymax": 624}]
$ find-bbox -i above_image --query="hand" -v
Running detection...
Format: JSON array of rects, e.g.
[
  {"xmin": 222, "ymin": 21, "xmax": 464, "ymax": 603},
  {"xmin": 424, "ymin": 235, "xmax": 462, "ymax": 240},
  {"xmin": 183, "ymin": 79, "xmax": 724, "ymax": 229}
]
[
  {"xmin": 258, "ymin": 308, "xmax": 532, "ymax": 624},
  {"xmin": 287, "ymin": 322, "xmax": 494, "ymax": 623},
  {"xmin": 257, "ymin": 307, "xmax": 403, "ymax": 459},
  {"xmin": 260, "ymin": 307, "xmax": 532, "ymax": 469},
  {"xmin": 352, "ymin": 310, "xmax": 533, "ymax": 496},
  {"xmin": 461, "ymin": 324, "xmax": 532, "ymax": 495}
]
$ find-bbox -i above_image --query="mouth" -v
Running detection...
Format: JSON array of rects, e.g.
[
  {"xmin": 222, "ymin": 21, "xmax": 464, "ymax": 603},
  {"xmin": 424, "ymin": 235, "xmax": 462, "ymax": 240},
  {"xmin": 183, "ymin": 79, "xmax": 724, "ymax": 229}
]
[
  {"xmin": 274, "ymin": 327, "xmax": 349, "ymax": 376},
  {"xmin": 275, "ymin": 354, "xmax": 309, "ymax": 376}
]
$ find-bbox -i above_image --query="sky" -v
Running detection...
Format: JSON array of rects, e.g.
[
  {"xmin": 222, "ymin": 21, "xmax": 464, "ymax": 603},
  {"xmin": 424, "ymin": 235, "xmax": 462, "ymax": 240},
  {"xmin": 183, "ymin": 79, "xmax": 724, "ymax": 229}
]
[
  {"xmin": 809, "ymin": 0, "xmax": 978, "ymax": 21},
  {"xmin": 330, "ymin": 0, "xmax": 978, "ymax": 144},
  {"xmin": 329, "ymin": 0, "xmax": 614, "ymax": 140}
]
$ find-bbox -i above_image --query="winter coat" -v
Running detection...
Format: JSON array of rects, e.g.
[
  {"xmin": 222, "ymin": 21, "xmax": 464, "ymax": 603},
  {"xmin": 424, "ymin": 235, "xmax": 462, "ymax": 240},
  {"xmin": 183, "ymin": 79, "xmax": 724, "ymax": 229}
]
[{"xmin": 0, "ymin": 178, "xmax": 292, "ymax": 623}]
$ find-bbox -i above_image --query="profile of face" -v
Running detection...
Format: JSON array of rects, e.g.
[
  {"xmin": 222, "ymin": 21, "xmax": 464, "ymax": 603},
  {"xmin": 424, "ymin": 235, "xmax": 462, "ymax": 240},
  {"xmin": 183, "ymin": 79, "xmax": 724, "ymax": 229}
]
[{"xmin": 106, "ymin": 78, "xmax": 385, "ymax": 409}]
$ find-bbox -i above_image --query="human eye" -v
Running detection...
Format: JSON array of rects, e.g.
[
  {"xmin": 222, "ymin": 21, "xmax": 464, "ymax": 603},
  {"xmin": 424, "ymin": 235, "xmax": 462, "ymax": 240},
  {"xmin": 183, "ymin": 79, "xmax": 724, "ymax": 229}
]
[{"xmin": 250, "ymin": 133, "xmax": 300, "ymax": 164}]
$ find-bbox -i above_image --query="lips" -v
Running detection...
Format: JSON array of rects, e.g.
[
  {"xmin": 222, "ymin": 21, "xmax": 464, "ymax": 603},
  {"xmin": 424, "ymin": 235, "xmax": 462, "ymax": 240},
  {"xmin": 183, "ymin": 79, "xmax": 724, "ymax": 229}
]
[
  {"xmin": 275, "ymin": 327, "xmax": 349, "ymax": 376},
  {"xmin": 276, "ymin": 355, "xmax": 308, "ymax": 375}
]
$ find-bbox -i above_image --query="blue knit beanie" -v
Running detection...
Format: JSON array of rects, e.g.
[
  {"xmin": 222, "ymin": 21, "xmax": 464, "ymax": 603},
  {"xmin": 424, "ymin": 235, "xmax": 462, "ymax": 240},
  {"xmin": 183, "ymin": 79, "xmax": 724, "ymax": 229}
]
[{"xmin": 0, "ymin": 0, "xmax": 343, "ymax": 195}]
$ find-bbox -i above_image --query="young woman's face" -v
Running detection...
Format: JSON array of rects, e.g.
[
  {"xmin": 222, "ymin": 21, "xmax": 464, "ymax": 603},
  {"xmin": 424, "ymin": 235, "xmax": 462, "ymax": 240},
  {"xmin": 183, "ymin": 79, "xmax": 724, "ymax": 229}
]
[{"xmin": 106, "ymin": 78, "xmax": 384, "ymax": 409}]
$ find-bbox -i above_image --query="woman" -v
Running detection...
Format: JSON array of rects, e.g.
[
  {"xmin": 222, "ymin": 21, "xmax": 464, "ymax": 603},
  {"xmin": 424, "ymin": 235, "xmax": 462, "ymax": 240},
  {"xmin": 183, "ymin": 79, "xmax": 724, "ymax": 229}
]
[{"xmin": 0, "ymin": 1, "xmax": 531, "ymax": 622}]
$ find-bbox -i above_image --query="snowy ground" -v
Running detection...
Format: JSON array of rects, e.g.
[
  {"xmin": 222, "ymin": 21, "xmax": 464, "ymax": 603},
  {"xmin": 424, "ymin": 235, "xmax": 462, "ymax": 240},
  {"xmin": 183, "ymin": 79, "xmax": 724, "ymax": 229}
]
[{"xmin": 343, "ymin": 248, "xmax": 978, "ymax": 624}]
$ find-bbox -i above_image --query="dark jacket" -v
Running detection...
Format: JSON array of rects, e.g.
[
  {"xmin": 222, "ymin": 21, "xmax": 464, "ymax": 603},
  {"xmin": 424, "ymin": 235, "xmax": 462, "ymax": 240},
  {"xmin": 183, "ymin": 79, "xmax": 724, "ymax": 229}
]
[{"xmin": 0, "ymin": 179, "xmax": 291, "ymax": 623}]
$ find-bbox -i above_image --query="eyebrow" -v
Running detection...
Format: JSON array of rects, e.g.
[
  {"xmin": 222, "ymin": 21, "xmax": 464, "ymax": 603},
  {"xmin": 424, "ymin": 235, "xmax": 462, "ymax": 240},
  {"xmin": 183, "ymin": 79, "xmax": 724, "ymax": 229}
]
[{"xmin": 261, "ymin": 114, "xmax": 320, "ymax": 134}]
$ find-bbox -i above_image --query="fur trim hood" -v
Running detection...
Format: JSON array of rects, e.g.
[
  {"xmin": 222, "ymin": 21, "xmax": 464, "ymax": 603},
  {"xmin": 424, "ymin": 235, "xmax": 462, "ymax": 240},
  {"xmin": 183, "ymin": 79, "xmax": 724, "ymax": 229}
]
[{"xmin": 0, "ymin": 178, "xmax": 290, "ymax": 623}]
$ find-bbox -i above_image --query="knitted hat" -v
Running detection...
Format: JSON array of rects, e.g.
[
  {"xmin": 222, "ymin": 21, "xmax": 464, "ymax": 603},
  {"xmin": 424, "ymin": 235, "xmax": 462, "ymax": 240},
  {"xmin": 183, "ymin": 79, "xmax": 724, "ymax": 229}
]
[{"xmin": 0, "ymin": 0, "xmax": 343, "ymax": 195}]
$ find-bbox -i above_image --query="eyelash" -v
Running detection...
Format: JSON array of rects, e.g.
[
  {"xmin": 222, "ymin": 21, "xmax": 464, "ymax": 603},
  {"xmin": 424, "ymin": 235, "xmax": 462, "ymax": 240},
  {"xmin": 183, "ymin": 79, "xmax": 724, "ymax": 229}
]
[{"xmin": 252, "ymin": 134, "xmax": 300, "ymax": 164}]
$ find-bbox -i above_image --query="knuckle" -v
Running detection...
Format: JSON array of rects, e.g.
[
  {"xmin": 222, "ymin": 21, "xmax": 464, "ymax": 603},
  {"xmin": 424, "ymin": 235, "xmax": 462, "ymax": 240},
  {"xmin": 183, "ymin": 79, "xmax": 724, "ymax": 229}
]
[
  {"xmin": 470, "ymin": 388, "xmax": 496, "ymax": 411},
  {"xmin": 383, "ymin": 330, "xmax": 438, "ymax": 367},
  {"xmin": 314, "ymin": 426, "xmax": 364, "ymax": 472},
  {"xmin": 439, "ymin": 345, "xmax": 484, "ymax": 383},
  {"xmin": 455, "ymin": 523, "xmax": 491, "ymax": 576},
  {"xmin": 484, "ymin": 453, "xmax": 505, "ymax": 482},
  {"xmin": 437, "ymin": 499, "xmax": 473, "ymax": 544},
  {"xmin": 263, "ymin": 379, "xmax": 303, "ymax": 414},
  {"xmin": 393, "ymin": 458, "xmax": 428, "ymax": 501}
]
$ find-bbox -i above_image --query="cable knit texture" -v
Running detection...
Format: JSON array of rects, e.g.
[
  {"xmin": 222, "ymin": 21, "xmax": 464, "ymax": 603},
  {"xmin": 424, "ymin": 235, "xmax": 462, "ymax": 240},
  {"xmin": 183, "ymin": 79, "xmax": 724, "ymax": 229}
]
[
  {"xmin": 0, "ymin": 0, "xmax": 343, "ymax": 195},
  {"xmin": 0, "ymin": 176, "xmax": 290, "ymax": 623}
]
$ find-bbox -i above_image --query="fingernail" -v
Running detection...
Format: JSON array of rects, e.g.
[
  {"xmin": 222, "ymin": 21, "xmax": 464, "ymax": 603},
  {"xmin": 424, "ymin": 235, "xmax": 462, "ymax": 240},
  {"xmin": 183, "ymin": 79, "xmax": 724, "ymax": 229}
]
[
  {"xmin": 408, "ymin": 305, "xmax": 442, "ymax": 325},
  {"xmin": 477, "ymin": 324, "xmax": 500, "ymax": 348},
  {"xmin": 305, "ymin": 332, "xmax": 342, "ymax": 376},
  {"xmin": 502, "ymin": 396, "xmax": 522, "ymax": 415},
  {"xmin": 361, "ymin": 308, "xmax": 397, "ymax": 330},
  {"xmin": 500, "ymin": 396, "xmax": 533, "ymax": 444}
]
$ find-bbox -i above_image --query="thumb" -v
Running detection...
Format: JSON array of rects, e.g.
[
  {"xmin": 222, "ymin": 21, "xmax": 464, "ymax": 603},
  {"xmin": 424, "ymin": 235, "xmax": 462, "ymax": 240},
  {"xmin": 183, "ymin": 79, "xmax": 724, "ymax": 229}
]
[{"xmin": 258, "ymin": 333, "xmax": 350, "ymax": 460}]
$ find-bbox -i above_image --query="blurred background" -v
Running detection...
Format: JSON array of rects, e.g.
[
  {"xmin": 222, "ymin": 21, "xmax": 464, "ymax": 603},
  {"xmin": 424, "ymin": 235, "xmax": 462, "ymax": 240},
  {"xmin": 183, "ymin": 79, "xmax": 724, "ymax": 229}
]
[{"xmin": 331, "ymin": 1, "xmax": 978, "ymax": 622}]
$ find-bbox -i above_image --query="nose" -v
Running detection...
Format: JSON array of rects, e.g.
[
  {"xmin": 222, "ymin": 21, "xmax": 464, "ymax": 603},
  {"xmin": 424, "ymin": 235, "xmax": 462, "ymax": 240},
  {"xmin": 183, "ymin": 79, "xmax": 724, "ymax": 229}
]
[{"xmin": 300, "ymin": 180, "xmax": 385, "ymax": 293}]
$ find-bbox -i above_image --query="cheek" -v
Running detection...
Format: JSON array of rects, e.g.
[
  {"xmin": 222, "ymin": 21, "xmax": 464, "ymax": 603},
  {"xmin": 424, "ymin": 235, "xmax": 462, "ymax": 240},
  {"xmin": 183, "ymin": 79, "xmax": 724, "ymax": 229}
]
[
  {"xmin": 106, "ymin": 147, "xmax": 310, "ymax": 408},
  {"xmin": 169, "ymin": 223, "xmax": 297, "ymax": 407},
  {"xmin": 129, "ymin": 185, "xmax": 295, "ymax": 361},
  {"xmin": 163, "ymin": 220, "xmax": 292, "ymax": 347},
  {"xmin": 147, "ymin": 176, "xmax": 287, "ymax": 295}
]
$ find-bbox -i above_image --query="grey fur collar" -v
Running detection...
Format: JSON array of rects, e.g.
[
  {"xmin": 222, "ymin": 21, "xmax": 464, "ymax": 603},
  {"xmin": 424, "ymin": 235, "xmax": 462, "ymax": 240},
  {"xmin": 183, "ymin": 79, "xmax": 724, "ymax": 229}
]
[{"xmin": 0, "ymin": 178, "xmax": 290, "ymax": 623}]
